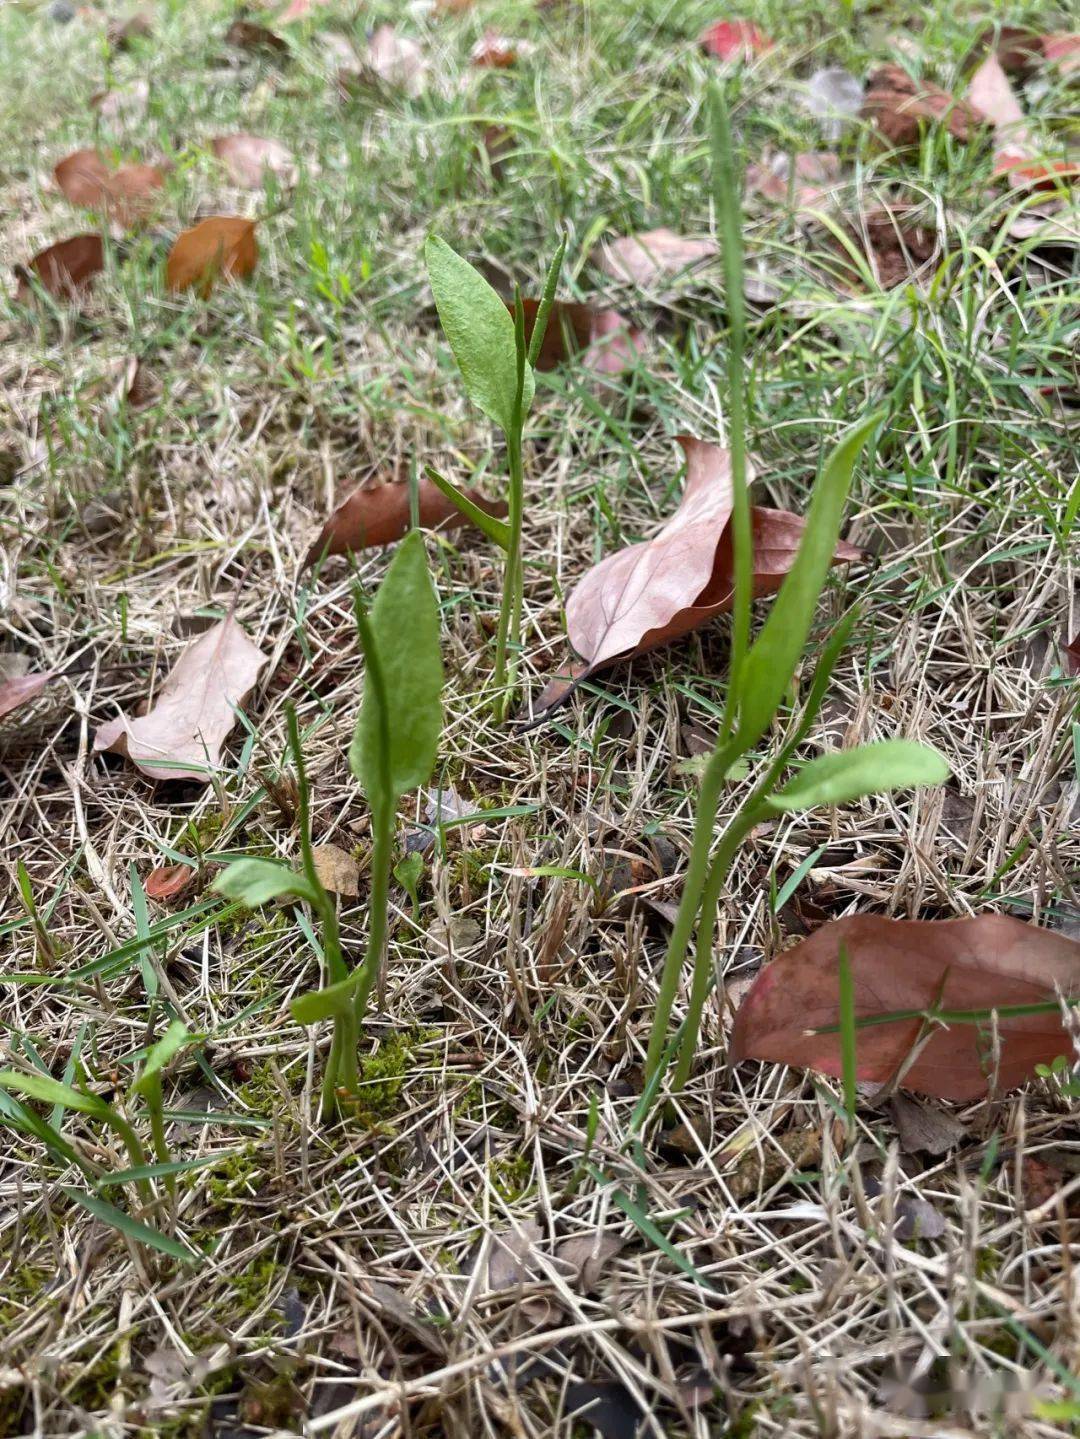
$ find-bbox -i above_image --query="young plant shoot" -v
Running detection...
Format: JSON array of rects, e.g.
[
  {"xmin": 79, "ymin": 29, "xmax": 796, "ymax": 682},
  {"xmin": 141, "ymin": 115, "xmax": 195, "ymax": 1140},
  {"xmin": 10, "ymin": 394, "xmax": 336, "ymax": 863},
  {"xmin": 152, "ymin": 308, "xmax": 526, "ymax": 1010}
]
[
  {"xmin": 214, "ymin": 531, "xmax": 443, "ymax": 1117},
  {"xmin": 425, "ymin": 233, "xmax": 566, "ymax": 720},
  {"xmin": 641, "ymin": 83, "xmax": 951, "ymax": 1101}
]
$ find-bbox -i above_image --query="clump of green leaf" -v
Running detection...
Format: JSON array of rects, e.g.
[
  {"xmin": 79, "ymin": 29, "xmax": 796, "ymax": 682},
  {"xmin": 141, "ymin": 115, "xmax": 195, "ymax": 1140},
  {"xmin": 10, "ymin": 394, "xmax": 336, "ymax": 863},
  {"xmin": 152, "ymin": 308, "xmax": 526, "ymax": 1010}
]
[
  {"xmin": 425, "ymin": 232, "xmax": 565, "ymax": 720},
  {"xmin": 213, "ymin": 531, "xmax": 443, "ymax": 1118}
]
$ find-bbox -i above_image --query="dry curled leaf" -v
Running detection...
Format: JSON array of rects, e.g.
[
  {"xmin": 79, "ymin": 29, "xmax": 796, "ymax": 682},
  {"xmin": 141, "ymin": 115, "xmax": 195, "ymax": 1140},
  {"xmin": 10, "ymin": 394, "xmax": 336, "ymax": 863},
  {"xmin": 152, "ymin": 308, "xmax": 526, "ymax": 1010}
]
[
  {"xmin": 889, "ymin": 1094, "xmax": 966, "ymax": 1156},
  {"xmin": 518, "ymin": 298, "xmax": 645, "ymax": 375},
  {"xmin": 226, "ymin": 18, "xmax": 287, "ymax": 52},
  {"xmin": 94, "ymin": 618, "xmax": 268, "ymax": 782},
  {"xmin": 166, "ymin": 217, "xmax": 258, "ymax": 296},
  {"xmin": 592, "ymin": 227, "xmax": 717, "ymax": 287},
  {"xmin": 554, "ymin": 1231, "xmax": 625, "ymax": 1292},
  {"xmin": 471, "ymin": 31, "xmax": 520, "ymax": 68},
  {"xmin": 144, "ymin": 863, "xmax": 195, "ymax": 902},
  {"xmin": 54, "ymin": 149, "xmax": 167, "ymax": 227},
  {"xmin": 0, "ymin": 671, "xmax": 53, "ymax": 720},
  {"xmin": 862, "ymin": 64, "xmax": 981, "ymax": 147},
  {"xmin": 731, "ymin": 913, "xmax": 1080, "ymax": 1102},
  {"xmin": 532, "ymin": 438, "xmax": 858, "ymax": 712},
  {"xmin": 211, "ymin": 135, "xmax": 297, "ymax": 189},
  {"xmin": 857, "ymin": 205, "xmax": 938, "ymax": 288},
  {"xmin": 308, "ymin": 476, "xmax": 508, "ymax": 562},
  {"xmin": 311, "ymin": 843, "xmax": 360, "ymax": 897},
  {"xmin": 745, "ymin": 152, "xmax": 842, "ymax": 211},
  {"xmin": 106, "ymin": 10, "xmax": 151, "ymax": 48},
  {"xmin": 366, "ymin": 25, "xmax": 427, "ymax": 94},
  {"xmin": 700, "ymin": 19, "xmax": 772, "ymax": 62},
  {"xmin": 15, "ymin": 234, "xmax": 105, "ymax": 303}
]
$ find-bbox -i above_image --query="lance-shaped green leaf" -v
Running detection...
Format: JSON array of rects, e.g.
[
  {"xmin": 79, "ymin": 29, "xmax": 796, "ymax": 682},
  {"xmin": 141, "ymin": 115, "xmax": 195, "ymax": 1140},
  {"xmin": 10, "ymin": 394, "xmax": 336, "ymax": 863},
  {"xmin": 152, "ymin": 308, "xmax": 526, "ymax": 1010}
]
[
  {"xmin": 349, "ymin": 530, "xmax": 443, "ymax": 811},
  {"xmin": 424, "ymin": 466, "xmax": 510, "ymax": 550},
  {"xmin": 426, "ymin": 235, "xmax": 534, "ymax": 433},
  {"xmin": 0, "ymin": 1069, "xmax": 112, "ymax": 1118},
  {"xmin": 0, "ymin": 1090, "xmax": 93, "ymax": 1173},
  {"xmin": 291, "ymin": 968, "xmax": 361, "ymax": 1025},
  {"xmin": 212, "ymin": 858, "xmax": 318, "ymax": 908},
  {"xmin": 131, "ymin": 1019, "xmax": 191, "ymax": 1098},
  {"xmin": 61, "ymin": 1186, "xmax": 196, "ymax": 1261},
  {"xmin": 764, "ymin": 739, "xmax": 950, "ymax": 813},
  {"xmin": 735, "ymin": 412, "xmax": 881, "ymax": 748}
]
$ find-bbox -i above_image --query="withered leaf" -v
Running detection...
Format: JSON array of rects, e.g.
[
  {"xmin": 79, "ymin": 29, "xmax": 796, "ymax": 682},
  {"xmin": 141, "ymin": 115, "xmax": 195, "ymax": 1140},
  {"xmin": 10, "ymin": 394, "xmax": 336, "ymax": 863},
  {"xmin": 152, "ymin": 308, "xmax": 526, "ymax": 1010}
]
[
  {"xmin": 889, "ymin": 1094, "xmax": 966, "ymax": 1156},
  {"xmin": 54, "ymin": 149, "xmax": 167, "ymax": 227},
  {"xmin": 311, "ymin": 843, "xmax": 360, "ymax": 897},
  {"xmin": 471, "ymin": 31, "xmax": 520, "ymax": 68},
  {"xmin": 745, "ymin": 152, "xmax": 842, "ymax": 210},
  {"xmin": 90, "ymin": 79, "xmax": 149, "ymax": 121},
  {"xmin": 106, "ymin": 10, "xmax": 151, "ymax": 49},
  {"xmin": 699, "ymin": 19, "xmax": 772, "ymax": 62},
  {"xmin": 16, "ymin": 234, "xmax": 105, "ymax": 303},
  {"xmin": 308, "ymin": 476, "xmax": 508, "ymax": 562},
  {"xmin": 862, "ymin": 64, "xmax": 981, "ymax": 147},
  {"xmin": 1065, "ymin": 632, "xmax": 1080, "ymax": 675},
  {"xmin": 366, "ymin": 25, "xmax": 427, "ymax": 94},
  {"xmin": 226, "ymin": 18, "xmax": 287, "ymax": 53},
  {"xmin": 533, "ymin": 438, "xmax": 858, "ymax": 712},
  {"xmin": 731, "ymin": 913, "xmax": 1080, "ymax": 1101},
  {"xmin": 592, "ymin": 227, "xmax": 717, "ymax": 287},
  {"xmin": 211, "ymin": 135, "xmax": 297, "ymax": 189},
  {"xmin": 858, "ymin": 205, "xmax": 939, "ymax": 288},
  {"xmin": 554, "ymin": 1231, "xmax": 625, "ymax": 1291},
  {"xmin": 144, "ymin": 863, "xmax": 195, "ymax": 902},
  {"xmin": 94, "ymin": 618, "xmax": 268, "ymax": 782},
  {"xmin": 166, "ymin": 217, "xmax": 258, "ymax": 296},
  {"xmin": 0, "ymin": 671, "xmax": 54, "ymax": 720},
  {"xmin": 1043, "ymin": 33, "xmax": 1080, "ymax": 76},
  {"xmin": 518, "ymin": 298, "xmax": 645, "ymax": 375},
  {"xmin": 966, "ymin": 52, "xmax": 1031, "ymax": 147}
]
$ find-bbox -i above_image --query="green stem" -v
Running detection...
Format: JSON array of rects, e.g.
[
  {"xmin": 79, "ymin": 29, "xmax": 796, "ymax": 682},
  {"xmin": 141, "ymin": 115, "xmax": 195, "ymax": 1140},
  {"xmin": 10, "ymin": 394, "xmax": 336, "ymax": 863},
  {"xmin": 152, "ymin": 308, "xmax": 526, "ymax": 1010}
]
[
  {"xmin": 107, "ymin": 1113, "xmax": 152, "ymax": 1207},
  {"xmin": 492, "ymin": 291, "xmax": 529, "ymax": 723},
  {"xmin": 144, "ymin": 1075, "xmax": 174, "ymax": 1200}
]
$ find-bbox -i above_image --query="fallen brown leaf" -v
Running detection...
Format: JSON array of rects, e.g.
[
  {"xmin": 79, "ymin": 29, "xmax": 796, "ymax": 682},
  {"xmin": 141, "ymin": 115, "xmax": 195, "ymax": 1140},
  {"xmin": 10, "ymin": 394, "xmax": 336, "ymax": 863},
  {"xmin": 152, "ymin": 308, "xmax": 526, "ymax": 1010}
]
[
  {"xmin": 0, "ymin": 672, "xmax": 53, "ymax": 721},
  {"xmin": 308, "ymin": 476, "xmax": 508, "ymax": 562},
  {"xmin": 226, "ymin": 18, "xmax": 287, "ymax": 52},
  {"xmin": 15, "ymin": 234, "xmax": 105, "ymax": 303},
  {"xmin": 311, "ymin": 843, "xmax": 360, "ymax": 897},
  {"xmin": 554, "ymin": 1231, "xmax": 625, "ymax": 1291},
  {"xmin": 745, "ymin": 152, "xmax": 842, "ymax": 210},
  {"xmin": 591, "ymin": 228, "xmax": 718, "ymax": 286},
  {"xmin": 366, "ymin": 25, "xmax": 427, "ymax": 94},
  {"xmin": 211, "ymin": 135, "xmax": 297, "ymax": 189},
  {"xmin": 518, "ymin": 298, "xmax": 645, "ymax": 375},
  {"xmin": 166, "ymin": 217, "xmax": 258, "ymax": 296},
  {"xmin": 144, "ymin": 863, "xmax": 195, "ymax": 902},
  {"xmin": 966, "ymin": 52, "xmax": 1031, "ymax": 147},
  {"xmin": 1065, "ymin": 632, "xmax": 1080, "ymax": 674},
  {"xmin": 94, "ymin": 618, "xmax": 268, "ymax": 782},
  {"xmin": 54, "ymin": 149, "xmax": 167, "ymax": 227},
  {"xmin": 730, "ymin": 913, "xmax": 1080, "ymax": 1101},
  {"xmin": 470, "ymin": 31, "xmax": 521, "ymax": 68},
  {"xmin": 889, "ymin": 1094, "xmax": 966, "ymax": 1156},
  {"xmin": 994, "ymin": 152, "xmax": 1079, "ymax": 192},
  {"xmin": 106, "ymin": 10, "xmax": 151, "ymax": 48},
  {"xmin": 862, "ymin": 64, "xmax": 981, "ymax": 147},
  {"xmin": 858, "ymin": 205, "xmax": 938, "ymax": 288}
]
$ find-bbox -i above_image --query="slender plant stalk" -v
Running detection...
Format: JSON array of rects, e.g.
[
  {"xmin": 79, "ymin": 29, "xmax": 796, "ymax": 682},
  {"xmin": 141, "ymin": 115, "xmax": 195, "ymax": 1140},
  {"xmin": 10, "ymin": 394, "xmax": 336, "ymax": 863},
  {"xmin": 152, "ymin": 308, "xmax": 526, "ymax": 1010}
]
[
  {"xmin": 106, "ymin": 1112, "xmax": 153, "ymax": 1205},
  {"xmin": 144, "ymin": 1075, "xmax": 175, "ymax": 1200}
]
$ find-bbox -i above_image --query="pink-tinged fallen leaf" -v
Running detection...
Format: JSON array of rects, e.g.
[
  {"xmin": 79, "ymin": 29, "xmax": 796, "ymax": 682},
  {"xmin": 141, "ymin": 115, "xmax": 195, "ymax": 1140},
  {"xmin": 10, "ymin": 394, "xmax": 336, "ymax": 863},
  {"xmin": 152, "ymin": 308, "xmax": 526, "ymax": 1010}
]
[
  {"xmin": 471, "ymin": 31, "xmax": 521, "ymax": 68},
  {"xmin": 54, "ymin": 149, "xmax": 167, "ymax": 227},
  {"xmin": 0, "ymin": 672, "xmax": 53, "ymax": 720},
  {"xmin": 967, "ymin": 53, "xmax": 1030, "ymax": 146},
  {"xmin": 862, "ymin": 64, "xmax": 981, "ymax": 147},
  {"xmin": 1065, "ymin": 632, "xmax": 1080, "ymax": 675},
  {"xmin": 745, "ymin": 152, "xmax": 842, "ymax": 210},
  {"xmin": 94, "ymin": 618, "xmax": 268, "ymax": 783},
  {"xmin": 592, "ymin": 228, "xmax": 717, "ymax": 287},
  {"xmin": 144, "ymin": 863, "xmax": 195, "ymax": 901},
  {"xmin": 90, "ymin": 79, "xmax": 149, "ymax": 120},
  {"xmin": 367, "ymin": 25, "xmax": 427, "ymax": 94},
  {"xmin": 278, "ymin": 0, "xmax": 332, "ymax": 21},
  {"xmin": 517, "ymin": 298, "xmax": 645, "ymax": 375},
  {"xmin": 731, "ymin": 913, "xmax": 1080, "ymax": 1102},
  {"xmin": 994, "ymin": 150, "xmax": 1079, "ymax": 192},
  {"xmin": 700, "ymin": 19, "xmax": 771, "ymax": 62},
  {"xmin": 1043, "ymin": 33, "xmax": 1080, "ymax": 75},
  {"xmin": 15, "ymin": 234, "xmax": 105, "ymax": 303},
  {"xmin": 166, "ymin": 217, "xmax": 258, "ymax": 296},
  {"xmin": 211, "ymin": 135, "xmax": 297, "ymax": 189},
  {"xmin": 531, "ymin": 440, "xmax": 859, "ymax": 713},
  {"xmin": 308, "ymin": 476, "xmax": 508, "ymax": 563},
  {"xmin": 1008, "ymin": 209, "xmax": 1080, "ymax": 246}
]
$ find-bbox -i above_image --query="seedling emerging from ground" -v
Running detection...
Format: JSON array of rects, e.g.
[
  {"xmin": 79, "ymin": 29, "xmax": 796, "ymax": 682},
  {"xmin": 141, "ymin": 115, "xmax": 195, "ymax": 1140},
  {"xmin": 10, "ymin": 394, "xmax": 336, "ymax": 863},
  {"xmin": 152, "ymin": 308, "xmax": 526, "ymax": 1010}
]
[
  {"xmin": 641, "ymin": 84, "xmax": 950, "ymax": 1102},
  {"xmin": 215, "ymin": 531, "xmax": 443, "ymax": 1117},
  {"xmin": 425, "ymin": 232, "xmax": 565, "ymax": 720},
  {"xmin": 0, "ymin": 1019, "xmax": 197, "ymax": 1259}
]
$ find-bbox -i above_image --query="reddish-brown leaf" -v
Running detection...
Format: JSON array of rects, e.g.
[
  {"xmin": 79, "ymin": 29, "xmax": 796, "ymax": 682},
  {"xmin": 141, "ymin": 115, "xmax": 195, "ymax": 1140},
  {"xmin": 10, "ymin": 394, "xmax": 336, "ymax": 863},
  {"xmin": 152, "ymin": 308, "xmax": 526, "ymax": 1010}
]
[
  {"xmin": 166, "ymin": 217, "xmax": 258, "ymax": 297},
  {"xmin": 592, "ymin": 228, "xmax": 718, "ymax": 287},
  {"xmin": 861, "ymin": 64, "xmax": 981, "ymax": 147},
  {"xmin": 54, "ymin": 149, "xmax": 167, "ymax": 227},
  {"xmin": 993, "ymin": 151, "xmax": 1080, "ymax": 192},
  {"xmin": 211, "ymin": 135, "xmax": 297, "ymax": 189},
  {"xmin": 1065, "ymin": 632, "xmax": 1080, "ymax": 675},
  {"xmin": 16, "ymin": 234, "xmax": 105, "ymax": 303},
  {"xmin": 308, "ymin": 476, "xmax": 509, "ymax": 563},
  {"xmin": 517, "ymin": 298, "xmax": 645, "ymax": 375},
  {"xmin": 745, "ymin": 152, "xmax": 842, "ymax": 210},
  {"xmin": 94, "ymin": 618, "xmax": 268, "ymax": 783},
  {"xmin": 858, "ymin": 205, "xmax": 939, "ymax": 288},
  {"xmin": 226, "ymin": 19, "xmax": 287, "ymax": 52},
  {"xmin": 531, "ymin": 439, "xmax": 858, "ymax": 713},
  {"xmin": 471, "ymin": 31, "xmax": 519, "ymax": 68},
  {"xmin": 0, "ymin": 672, "xmax": 53, "ymax": 720},
  {"xmin": 731, "ymin": 913, "xmax": 1080, "ymax": 1102},
  {"xmin": 144, "ymin": 863, "xmax": 195, "ymax": 901},
  {"xmin": 699, "ymin": 19, "xmax": 772, "ymax": 62}
]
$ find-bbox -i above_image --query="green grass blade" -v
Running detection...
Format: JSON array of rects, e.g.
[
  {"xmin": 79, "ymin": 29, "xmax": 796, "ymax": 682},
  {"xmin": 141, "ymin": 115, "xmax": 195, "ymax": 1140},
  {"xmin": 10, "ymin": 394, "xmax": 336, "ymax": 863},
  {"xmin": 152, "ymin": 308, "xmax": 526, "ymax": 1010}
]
[{"xmin": 61, "ymin": 1186, "xmax": 196, "ymax": 1261}]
